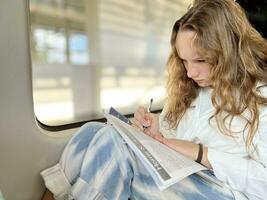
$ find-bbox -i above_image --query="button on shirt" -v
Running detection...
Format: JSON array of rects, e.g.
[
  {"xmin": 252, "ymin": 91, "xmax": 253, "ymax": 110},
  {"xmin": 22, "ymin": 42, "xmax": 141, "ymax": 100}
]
[{"xmin": 159, "ymin": 87, "xmax": 267, "ymax": 200}]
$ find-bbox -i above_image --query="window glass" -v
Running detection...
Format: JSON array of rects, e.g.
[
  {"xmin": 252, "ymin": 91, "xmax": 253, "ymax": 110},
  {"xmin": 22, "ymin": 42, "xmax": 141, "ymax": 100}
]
[{"xmin": 29, "ymin": 0, "xmax": 193, "ymax": 126}]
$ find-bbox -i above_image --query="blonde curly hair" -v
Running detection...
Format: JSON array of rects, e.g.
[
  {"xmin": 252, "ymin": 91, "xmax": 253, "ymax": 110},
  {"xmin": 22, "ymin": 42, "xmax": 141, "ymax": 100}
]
[{"xmin": 164, "ymin": 0, "xmax": 267, "ymax": 149}]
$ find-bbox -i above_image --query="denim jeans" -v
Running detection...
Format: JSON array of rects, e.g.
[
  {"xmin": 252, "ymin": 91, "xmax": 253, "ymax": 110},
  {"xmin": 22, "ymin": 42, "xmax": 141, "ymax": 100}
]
[{"xmin": 41, "ymin": 122, "xmax": 235, "ymax": 200}]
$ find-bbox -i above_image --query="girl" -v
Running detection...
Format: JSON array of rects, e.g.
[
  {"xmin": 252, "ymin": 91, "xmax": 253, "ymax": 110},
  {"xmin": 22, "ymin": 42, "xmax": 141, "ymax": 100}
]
[{"xmin": 41, "ymin": 0, "xmax": 267, "ymax": 199}]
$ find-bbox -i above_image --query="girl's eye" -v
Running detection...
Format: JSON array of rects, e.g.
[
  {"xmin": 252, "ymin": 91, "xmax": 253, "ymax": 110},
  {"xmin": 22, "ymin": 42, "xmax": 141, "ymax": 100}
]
[{"xmin": 197, "ymin": 59, "xmax": 205, "ymax": 63}]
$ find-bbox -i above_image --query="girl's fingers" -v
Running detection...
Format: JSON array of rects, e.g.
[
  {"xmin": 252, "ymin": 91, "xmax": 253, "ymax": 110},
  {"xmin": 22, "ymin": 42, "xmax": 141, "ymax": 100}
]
[
  {"xmin": 132, "ymin": 124, "xmax": 143, "ymax": 132},
  {"xmin": 134, "ymin": 107, "xmax": 151, "ymax": 127},
  {"xmin": 134, "ymin": 107, "xmax": 145, "ymax": 118},
  {"xmin": 131, "ymin": 118, "xmax": 144, "ymax": 130}
]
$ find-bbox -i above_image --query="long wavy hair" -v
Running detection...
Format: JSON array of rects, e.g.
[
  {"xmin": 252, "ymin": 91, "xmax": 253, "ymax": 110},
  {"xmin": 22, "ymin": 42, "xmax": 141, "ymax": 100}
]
[{"xmin": 165, "ymin": 0, "xmax": 267, "ymax": 149}]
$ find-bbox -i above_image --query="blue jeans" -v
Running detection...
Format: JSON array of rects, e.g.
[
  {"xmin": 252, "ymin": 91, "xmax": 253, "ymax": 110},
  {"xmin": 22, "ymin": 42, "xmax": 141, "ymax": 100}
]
[{"xmin": 41, "ymin": 122, "xmax": 235, "ymax": 200}]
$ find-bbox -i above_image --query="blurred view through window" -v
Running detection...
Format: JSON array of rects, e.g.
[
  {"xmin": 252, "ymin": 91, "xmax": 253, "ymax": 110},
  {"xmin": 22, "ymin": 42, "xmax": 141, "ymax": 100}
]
[{"xmin": 29, "ymin": 0, "xmax": 193, "ymax": 126}]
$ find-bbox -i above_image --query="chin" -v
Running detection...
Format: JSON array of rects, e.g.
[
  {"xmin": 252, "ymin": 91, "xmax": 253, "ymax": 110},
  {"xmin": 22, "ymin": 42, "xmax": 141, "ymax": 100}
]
[{"xmin": 197, "ymin": 82, "xmax": 210, "ymax": 87}]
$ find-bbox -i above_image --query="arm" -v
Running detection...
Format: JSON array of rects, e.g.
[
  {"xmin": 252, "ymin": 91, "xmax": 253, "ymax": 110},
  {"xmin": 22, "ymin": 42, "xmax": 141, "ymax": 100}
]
[
  {"xmin": 154, "ymin": 127, "xmax": 267, "ymax": 199},
  {"xmin": 132, "ymin": 107, "xmax": 211, "ymax": 169},
  {"xmin": 157, "ymin": 114, "xmax": 267, "ymax": 199},
  {"xmin": 154, "ymin": 134, "xmax": 212, "ymax": 169},
  {"xmin": 154, "ymin": 103, "xmax": 267, "ymax": 199},
  {"xmin": 132, "ymin": 106, "xmax": 212, "ymax": 168}
]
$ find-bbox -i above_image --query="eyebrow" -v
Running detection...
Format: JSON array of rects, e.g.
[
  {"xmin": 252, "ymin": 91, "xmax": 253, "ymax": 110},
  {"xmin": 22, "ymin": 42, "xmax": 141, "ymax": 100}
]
[{"xmin": 193, "ymin": 57, "xmax": 205, "ymax": 60}]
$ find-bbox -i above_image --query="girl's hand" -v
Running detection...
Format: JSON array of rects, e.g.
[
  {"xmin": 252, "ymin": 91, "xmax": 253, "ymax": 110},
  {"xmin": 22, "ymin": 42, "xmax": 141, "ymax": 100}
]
[{"xmin": 132, "ymin": 106, "xmax": 161, "ymax": 137}]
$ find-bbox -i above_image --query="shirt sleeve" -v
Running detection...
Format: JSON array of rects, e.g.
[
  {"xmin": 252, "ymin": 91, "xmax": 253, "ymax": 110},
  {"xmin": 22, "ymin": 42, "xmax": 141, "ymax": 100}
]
[{"xmin": 208, "ymin": 106, "xmax": 267, "ymax": 200}]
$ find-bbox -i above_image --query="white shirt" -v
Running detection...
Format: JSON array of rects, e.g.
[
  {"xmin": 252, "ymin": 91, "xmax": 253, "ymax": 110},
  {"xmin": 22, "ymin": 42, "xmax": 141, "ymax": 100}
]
[{"xmin": 159, "ymin": 87, "xmax": 267, "ymax": 200}]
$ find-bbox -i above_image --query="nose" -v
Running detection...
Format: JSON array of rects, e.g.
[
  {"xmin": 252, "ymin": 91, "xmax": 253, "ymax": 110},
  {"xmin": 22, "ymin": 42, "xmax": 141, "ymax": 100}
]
[{"xmin": 186, "ymin": 64, "xmax": 199, "ymax": 79}]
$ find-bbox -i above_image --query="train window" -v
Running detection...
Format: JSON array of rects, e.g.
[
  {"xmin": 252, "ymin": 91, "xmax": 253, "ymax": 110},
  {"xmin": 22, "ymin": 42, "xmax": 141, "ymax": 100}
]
[{"xmin": 29, "ymin": 0, "xmax": 193, "ymax": 126}]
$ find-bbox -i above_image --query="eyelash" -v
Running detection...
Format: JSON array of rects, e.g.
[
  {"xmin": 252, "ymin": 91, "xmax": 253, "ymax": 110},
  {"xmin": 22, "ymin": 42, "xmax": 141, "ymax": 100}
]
[{"xmin": 181, "ymin": 59, "xmax": 206, "ymax": 63}]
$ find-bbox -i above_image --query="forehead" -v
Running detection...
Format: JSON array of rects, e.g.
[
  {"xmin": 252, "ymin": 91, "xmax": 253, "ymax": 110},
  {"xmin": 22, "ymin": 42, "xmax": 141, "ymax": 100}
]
[{"xmin": 175, "ymin": 30, "xmax": 200, "ymax": 59}]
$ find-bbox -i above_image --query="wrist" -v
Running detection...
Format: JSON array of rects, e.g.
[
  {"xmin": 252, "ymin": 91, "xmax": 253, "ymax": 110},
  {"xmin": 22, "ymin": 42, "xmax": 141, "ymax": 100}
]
[{"xmin": 195, "ymin": 143, "xmax": 203, "ymax": 164}]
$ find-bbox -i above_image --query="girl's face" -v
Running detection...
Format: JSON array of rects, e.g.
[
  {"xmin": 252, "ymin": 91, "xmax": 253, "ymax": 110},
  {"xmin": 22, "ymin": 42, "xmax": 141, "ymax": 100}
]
[{"xmin": 176, "ymin": 30, "xmax": 212, "ymax": 87}]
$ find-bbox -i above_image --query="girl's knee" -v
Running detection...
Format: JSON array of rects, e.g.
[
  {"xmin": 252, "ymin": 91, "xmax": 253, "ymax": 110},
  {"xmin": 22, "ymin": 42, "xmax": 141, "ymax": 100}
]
[
  {"xmin": 100, "ymin": 125, "xmax": 124, "ymax": 142},
  {"xmin": 69, "ymin": 122, "xmax": 106, "ymax": 143},
  {"xmin": 60, "ymin": 122, "xmax": 106, "ymax": 170},
  {"xmin": 59, "ymin": 122, "xmax": 107, "ymax": 182}
]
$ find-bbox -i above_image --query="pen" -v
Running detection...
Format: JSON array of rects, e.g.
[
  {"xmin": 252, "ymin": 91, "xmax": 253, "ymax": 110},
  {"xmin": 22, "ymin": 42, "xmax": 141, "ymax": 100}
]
[
  {"xmin": 143, "ymin": 98, "xmax": 153, "ymax": 129},
  {"xmin": 147, "ymin": 98, "xmax": 153, "ymax": 113}
]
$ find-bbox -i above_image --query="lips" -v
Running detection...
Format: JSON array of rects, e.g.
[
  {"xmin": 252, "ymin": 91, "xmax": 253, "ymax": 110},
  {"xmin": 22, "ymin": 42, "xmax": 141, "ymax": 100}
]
[{"xmin": 195, "ymin": 80, "xmax": 206, "ymax": 85}]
